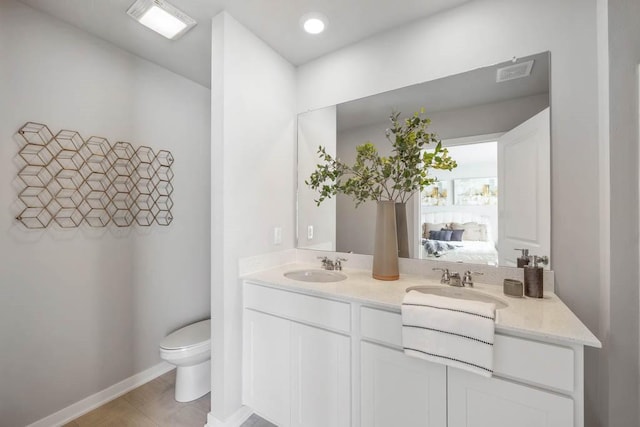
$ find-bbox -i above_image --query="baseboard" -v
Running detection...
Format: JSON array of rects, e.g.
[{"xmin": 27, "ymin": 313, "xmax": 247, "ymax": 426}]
[
  {"xmin": 27, "ymin": 361, "xmax": 174, "ymax": 427},
  {"xmin": 205, "ymin": 406, "xmax": 253, "ymax": 427}
]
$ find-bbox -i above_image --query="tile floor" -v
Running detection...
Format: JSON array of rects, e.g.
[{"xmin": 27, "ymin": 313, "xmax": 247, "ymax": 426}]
[{"xmin": 64, "ymin": 369, "xmax": 275, "ymax": 427}]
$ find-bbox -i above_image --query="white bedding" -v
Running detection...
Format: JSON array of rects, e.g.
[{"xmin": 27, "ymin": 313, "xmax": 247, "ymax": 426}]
[{"xmin": 420, "ymin": 239, "xmax": 498, "ymax": 265}]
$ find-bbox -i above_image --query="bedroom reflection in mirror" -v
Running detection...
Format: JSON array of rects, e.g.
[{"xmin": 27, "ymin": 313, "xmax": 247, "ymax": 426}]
[
  {"xmin": 418, "ymin": 105, "xmax": 550, "ymax": 268},
  {"xmin": 420, "ymin": 141, "xmax": 499, "ymax": 264}
]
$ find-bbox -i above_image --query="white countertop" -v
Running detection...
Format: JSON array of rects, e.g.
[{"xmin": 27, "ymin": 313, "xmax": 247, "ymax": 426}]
[{"xmin": 242, "ymin": 263, "xmax": 601, "ymax": 348}]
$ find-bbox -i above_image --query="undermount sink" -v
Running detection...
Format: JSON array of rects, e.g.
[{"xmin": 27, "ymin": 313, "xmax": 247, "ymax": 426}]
[
  {"xmin": 284, "ymin": 269, "xmax": 347, "ymax": 283},
  {"xmin": 406, "ymin": 286, "xmax": 508, "ymax": 309}
]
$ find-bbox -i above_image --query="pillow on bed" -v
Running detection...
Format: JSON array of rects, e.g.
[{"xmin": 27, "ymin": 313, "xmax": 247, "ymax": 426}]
[
  {"xmin": 423, "ymin": 222, "xmax": 449, "ymax": 238},
  {"xmin": 449, "ymin": 229, "xmax": 465, "ymax": 241},
  {"xmin": 429, "ymin": 229, "xmax": 453, "ymax": 241},
  {"xmin": 450, "ymin": 222, "xmax": 487, "ymax": 241}
]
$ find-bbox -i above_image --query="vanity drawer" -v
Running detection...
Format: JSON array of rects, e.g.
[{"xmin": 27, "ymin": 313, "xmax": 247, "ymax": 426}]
[
  {"xmin": 494, "ymin": 334, "xmax": 574, "ymax": 393},
  {"xmin": 244, "ymin": 282, "xmax": 351, "ymax": 333},
  {"xmin": 361, "ymin": 306, "xmax": 403, "ymax": 347},
  {"xmin": 360, "ymin": 306, "xmax": 575, "ymax": 392}
]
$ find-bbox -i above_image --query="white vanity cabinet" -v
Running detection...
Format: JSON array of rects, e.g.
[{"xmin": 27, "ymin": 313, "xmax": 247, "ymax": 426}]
[
  {"xmin": 448, "ymin": 369, "xmax": 573, "ymax": 427},
  {"xmin": 360, "ymin": 306, "xmax": 447, "ymax": 426},
  {"xmin": 361, "ymin": 305, "xmax": 584, "ymax": 427},
  {"xmin": 360, "ymin": 341, "xmax": 447, "ymax": 426},
  {"xmin": 243, "ymin": 281, "xmax": 588, "ymax": 427},
  {"xmin": 243, "ymin": 309, "xmax": 291, "ymax": 426},
  {"xmin": 290, "ymin": 322, "xmax": 350, "ymax": 427},
  {"xmin": 243, "ymin": 282, "xmax": 351, "ymax": 427}
]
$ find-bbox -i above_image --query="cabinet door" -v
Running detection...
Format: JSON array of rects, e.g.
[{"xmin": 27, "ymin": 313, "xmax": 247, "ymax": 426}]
[
  {"xmin": 448, "ymin": 368, "xmax": 574, "ymax": 427},
  {"xmin": 243, "ymin": 309, "xmax": 291, "ymax": 427},
  {"xmin": 290, "ymin": 323, "xmax": 351, "ymax": 427},
  {"xmin": 361, "ymin": 341, "xmax": 447, "ymax": 427}
]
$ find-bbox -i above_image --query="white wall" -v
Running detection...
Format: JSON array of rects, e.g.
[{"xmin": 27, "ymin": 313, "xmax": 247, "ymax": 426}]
[
  {"xmin": 298, "ymin": 0, "xmax": 606, "ymax": 425},
  {"xmin": 210, "ymin": 12, "xmax": 296, "ymax": 424},
  {"xmin": 0, "ymin": 1, "xmax": 211, "ymax": 426}
]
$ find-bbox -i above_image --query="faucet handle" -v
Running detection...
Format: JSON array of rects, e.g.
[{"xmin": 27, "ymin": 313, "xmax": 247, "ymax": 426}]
[
  {"xmin": 334, "ymin": 257, "xmax": 347, "ymax": 270},
  {"xmin": 462, "ymin": 270, "xmax": 483, "ymax": 287},
  {"xmin": 432, "ymin": 267, "xmax": 450, "ymax": 283}
]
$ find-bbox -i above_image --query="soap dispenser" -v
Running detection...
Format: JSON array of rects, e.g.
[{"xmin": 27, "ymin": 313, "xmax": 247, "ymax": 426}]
[
  {"xmin": 514, "ymin": 248, "xmax": 530, "ymax": 268},
  {"xmin": 523, "ymin": 255, "xmax": 548, "ymax": 298}
]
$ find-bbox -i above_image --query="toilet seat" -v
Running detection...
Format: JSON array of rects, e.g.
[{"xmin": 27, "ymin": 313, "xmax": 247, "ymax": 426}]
[
  {"xmin": 160, "ymin": 340, "xmax": 210, "ymax": 357},
  {"xmin": 160, "ymin": 319, "xmax": 210, "ymax": 351},
  {"xmin": 160, "ymin": 342, "xmax": 210, "ymax": 368}
]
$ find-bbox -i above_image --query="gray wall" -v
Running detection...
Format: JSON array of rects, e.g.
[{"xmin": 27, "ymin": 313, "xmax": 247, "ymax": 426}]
[
  {"xmin": 429, "ymin": 93, "xmax": 549, "ymax": 140},
  {"xmin": 606, "ymin": 0, "xmax": 640, "ymax": 425},
  {"xmin": 0, "ymin": 2, "xmax": 211, "ymax": 425},
  {"xmin": 336, "ymin": 123, "xmax": 394, "ymax": 256}
]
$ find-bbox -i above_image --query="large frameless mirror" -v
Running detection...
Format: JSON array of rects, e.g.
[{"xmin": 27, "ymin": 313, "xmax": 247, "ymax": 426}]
[{"xmin": 297, "ymin": 52, "xmax": 551, "ymax": 268}]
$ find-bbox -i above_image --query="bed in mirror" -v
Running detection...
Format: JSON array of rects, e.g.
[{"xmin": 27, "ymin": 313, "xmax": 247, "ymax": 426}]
[{"xmin": 297, "ymin": 52, "xmax": 551, "ymax": 269}]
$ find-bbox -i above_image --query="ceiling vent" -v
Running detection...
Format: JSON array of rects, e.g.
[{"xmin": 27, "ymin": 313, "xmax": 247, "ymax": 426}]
[
  {"xmin": 496, "ymin": 60, "xmax": 534, "ymax": 83},
  {"xmin": 127, "ymin": 0, "xmax": 196, "ymax": 40}
]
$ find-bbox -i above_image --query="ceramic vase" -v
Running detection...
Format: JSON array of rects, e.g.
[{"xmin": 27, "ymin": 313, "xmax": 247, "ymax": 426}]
[
  {"xmin": 395, "ymin": 202, "xmax": 410, "ymax": 258},
  {"xmin": 372, "ymin": 200, "xmax": 399, "ymax": 281}
]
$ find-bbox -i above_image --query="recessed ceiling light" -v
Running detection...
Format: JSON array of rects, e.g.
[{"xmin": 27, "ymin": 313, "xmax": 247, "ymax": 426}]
[
  {"xmin": 300, "ymin": 13, "xmax": 328, "ymax": 35},
  {"xmin": 127, "ymin": 0, "xmax": 196, "ymax": 40}
]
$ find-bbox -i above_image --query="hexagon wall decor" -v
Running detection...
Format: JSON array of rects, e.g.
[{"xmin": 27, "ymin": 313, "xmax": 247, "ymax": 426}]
[{"xmin": 14, "ymin": 122, "xmax": 174, "ymax": 229}]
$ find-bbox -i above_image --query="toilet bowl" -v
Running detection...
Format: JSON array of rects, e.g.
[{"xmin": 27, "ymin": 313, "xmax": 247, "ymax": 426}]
[{"xmin": 159, "ymin": 319, "xmax": 211, "ymax": 402}]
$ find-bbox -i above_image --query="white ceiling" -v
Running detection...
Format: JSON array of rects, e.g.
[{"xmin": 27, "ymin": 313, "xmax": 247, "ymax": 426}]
[{"xmin": 19, "ymin": 0, "xmax": 472, "ymax": 88}]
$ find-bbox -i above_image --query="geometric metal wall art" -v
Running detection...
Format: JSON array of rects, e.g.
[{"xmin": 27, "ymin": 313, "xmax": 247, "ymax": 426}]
[{"xmin": 15, "ymin": 122, "xmax": 174, "ymax": 228}]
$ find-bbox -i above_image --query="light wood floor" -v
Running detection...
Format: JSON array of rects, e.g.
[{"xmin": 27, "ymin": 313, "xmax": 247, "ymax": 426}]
[{"xmin": 64, "ymin": 369, "xmax": 275, "ymax": 427}]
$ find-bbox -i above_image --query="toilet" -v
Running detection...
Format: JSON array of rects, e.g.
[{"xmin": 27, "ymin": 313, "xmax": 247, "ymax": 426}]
[{"xmin": 159, "ymin": 319, "xmax": 211, "ymax": 402}]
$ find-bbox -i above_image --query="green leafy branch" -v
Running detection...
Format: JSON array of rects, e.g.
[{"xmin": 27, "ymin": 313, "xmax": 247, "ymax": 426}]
[{"xmin": 306, "ymin": 109, "xmax": 457, "ymax": 206}]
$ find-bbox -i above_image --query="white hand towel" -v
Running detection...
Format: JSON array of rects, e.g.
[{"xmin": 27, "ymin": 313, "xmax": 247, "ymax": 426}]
[{"xmin": 401, "ymin": 290, "xmax": 496, "ymax": 377}]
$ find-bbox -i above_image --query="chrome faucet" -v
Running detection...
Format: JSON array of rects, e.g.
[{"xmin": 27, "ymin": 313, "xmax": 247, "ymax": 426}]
[
  {"xmin": 462, "ymin": 270, "xmax": 484, "ymax": 287},
  {"xmin": 318, "ymin": 256, "xmax": 347, "ymax": 271},
  {"xmin": 433, "ymin": 267, "xmax": 467, "ymax": 287},
  {"xmin": 318, "ymin": 256, "xmax": 334, "ymax": 270},
  {"xmin": 334, "ymin": 257, "xmax": 347, "ymax": 271},
  {"xmin": 449, "ymin": 272, "xmax": 462, "ymax": 287}
]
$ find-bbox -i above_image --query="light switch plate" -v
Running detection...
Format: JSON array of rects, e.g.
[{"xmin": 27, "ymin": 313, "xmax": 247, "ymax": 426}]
[
  {"xmin": 307, "ymin": 225, "xmax": 314, "ymax": 240},
  {"xmin": 273, "ymin": 227, "xmax": 282, "ymax": 245}
]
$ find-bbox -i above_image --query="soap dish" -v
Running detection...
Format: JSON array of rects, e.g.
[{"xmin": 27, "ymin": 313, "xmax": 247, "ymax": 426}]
[{"xmin": 503, "ymin": 278, "xmax": 524, "ymax": 297}]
